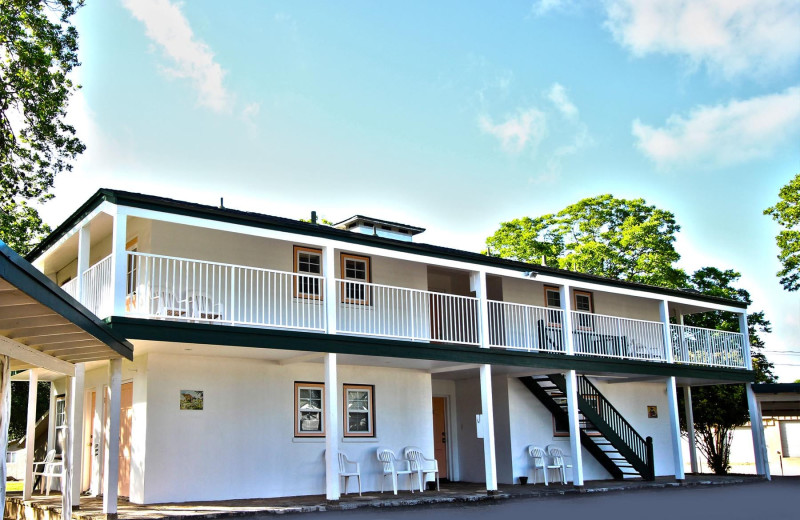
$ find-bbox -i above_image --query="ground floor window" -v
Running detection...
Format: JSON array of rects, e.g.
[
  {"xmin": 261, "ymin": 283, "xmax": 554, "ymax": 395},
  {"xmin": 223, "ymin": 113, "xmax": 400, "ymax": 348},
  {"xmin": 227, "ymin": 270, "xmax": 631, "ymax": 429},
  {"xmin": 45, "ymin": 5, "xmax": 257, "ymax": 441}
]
[
  {"xmin": 344, "ymin": 384, "xmax": 375, "ymax": 437},
  {"xmin": 295, "ymin": 382, "xmax": 324, "ymax": 437}
]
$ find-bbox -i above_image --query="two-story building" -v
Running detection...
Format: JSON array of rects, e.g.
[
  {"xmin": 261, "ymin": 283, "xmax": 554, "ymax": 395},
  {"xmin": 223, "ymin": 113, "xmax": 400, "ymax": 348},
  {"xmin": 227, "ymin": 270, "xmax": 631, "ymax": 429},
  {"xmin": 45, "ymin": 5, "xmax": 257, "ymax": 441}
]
[{"xmin": 21, "ymin": 188, "xmax": 770, "ymax": 507}]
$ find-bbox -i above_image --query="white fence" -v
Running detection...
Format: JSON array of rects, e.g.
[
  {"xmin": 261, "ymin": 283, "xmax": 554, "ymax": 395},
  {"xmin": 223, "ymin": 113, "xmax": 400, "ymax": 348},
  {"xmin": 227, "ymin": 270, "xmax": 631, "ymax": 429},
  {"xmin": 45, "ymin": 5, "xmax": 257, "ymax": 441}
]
[
  {"xmin": 126, "ymin": 252, "xmax": 326, "ymax": 331},
  {"xmin": 61, "ymin": 277, "xmax": 78, "ymax": 300},
  {"xmin": 670, "ymin": 324, "xmax": 747, "ymax": 369},
  {"xmin": 487, "ymin": 301, "xmax": 566, "ymax": 353},
  {"xmin": 335, "ymin": 280, "xmax": 480, "ymax": 345},
  {"xmin": 82, "ymin": 255, "xmax": 113, "ymax": 318},
  {"xmin": 571, "ymin": 311, "xmax": 667, "ymax": 361}
]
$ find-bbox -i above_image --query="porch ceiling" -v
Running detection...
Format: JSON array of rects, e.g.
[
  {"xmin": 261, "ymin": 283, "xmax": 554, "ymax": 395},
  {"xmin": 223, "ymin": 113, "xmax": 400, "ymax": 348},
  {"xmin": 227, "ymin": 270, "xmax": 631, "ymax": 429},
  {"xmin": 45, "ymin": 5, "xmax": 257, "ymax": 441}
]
[{"xmin": 0, "ymin": 241, "xmax": 132, "ymax": 371}]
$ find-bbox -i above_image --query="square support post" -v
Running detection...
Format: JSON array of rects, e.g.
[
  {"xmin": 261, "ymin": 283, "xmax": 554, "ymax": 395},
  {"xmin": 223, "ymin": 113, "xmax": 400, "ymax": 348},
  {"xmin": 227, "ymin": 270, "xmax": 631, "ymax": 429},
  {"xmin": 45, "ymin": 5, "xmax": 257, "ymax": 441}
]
[
  {"xmin": 323, "ymin": 246, "xmax": 337, "ymax": 335},
  {"xmin": 0, "ymin": 355, "xmax": 11, "ymax": 520},
  {"xmin": 666, "ymin": 376, "xmax": 685, "ymax": 481},
  {"xmin": 564, "ymin": 369, "xmax": 584, "ymax": 487},
  {"xmin": 559, "ymin": 284, "xmax": 575, "ymax": 355},
  {"xmin": 683, "ymin": 386, "xmax": 699, "ymax": 474},
  {"xmin": 103, "ymin": 359, "xmax": 122, "ymax": 516},
  {"xmin": 77, "ymin": 224, "xmax": 90, "ymax": 303},
  {"xmin": 111, "ymin": 208, "xmax": 128, "ymax": 316},
  {"xmin": 739, "ymin": 313, "xmax": 770, "ymax": 479},
  {"xmin": 62, "ymin": 375, "xmax": 73, "ymax": 518},
  {"xmin": 659, "ymin": 300, "xmax": 674, "ymax": 363},
  {"xmin": 478, "ymin": 364, "xmax": 497, "ymax": 492},
  {"xmin": 23, "ymin": 369, "xmax": 38, "ymax": 500},
  {"xmin": 324, "ymin": 353, "xmax": 340, "ymax": 501},
  {"xmin": 70, "ymin": 364, "xmax": 86, "ymax": 505}
]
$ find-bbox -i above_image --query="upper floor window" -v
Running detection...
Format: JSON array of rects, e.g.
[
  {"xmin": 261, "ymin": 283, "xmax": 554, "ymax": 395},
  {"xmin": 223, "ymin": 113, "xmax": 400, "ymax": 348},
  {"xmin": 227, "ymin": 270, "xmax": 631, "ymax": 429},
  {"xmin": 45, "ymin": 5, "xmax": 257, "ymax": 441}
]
[
  {"xmin": 294, "ymin": 246, "xmax": 322, "ymax": 300},
  {"xmin": 544, "ymin": 286, "xmax": 562, "ymax": 326},
  {"xmin": 341, "ymin": 253, "xmax": 370, "ymax": 304},
  {"xmin": 574, "ymin": 290, "xmax": 594, "ymax": 330}
]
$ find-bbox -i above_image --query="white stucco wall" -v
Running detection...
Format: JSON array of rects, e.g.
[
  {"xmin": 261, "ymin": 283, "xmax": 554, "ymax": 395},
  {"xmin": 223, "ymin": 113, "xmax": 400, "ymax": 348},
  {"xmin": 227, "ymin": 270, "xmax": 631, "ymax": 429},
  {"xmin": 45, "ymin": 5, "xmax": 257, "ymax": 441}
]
[
  {"xmin": 137, "ymin": 353, "xmax": 434, "ymax": 504},
  {"xmin": 506, "ymin": 377, "xmax": 676, "ymax": 483}
]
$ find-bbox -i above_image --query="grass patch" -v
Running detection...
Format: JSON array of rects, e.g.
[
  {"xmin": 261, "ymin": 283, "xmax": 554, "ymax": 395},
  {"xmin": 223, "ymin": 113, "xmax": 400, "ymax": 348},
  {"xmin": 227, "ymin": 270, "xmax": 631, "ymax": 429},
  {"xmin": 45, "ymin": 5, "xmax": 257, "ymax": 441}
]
[{"xmin": 6, "ymin": 480, "xmax": 24, "ymax": 492}]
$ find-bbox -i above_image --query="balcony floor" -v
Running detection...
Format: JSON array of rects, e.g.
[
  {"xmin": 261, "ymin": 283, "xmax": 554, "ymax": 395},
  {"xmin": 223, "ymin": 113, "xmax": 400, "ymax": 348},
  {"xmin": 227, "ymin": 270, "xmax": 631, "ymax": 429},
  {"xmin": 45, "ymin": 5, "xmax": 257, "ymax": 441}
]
[{"xmin": 5, "ymin": 475, "xmax": 766, "ymax": 520}]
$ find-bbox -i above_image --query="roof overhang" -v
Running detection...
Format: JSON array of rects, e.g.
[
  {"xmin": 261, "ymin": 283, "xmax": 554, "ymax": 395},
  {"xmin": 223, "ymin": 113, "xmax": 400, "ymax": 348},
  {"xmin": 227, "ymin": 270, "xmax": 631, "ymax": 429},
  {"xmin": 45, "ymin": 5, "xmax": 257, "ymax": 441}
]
[{"xmin": 1, "ymin": 240, "xmax": 133, "ymax": 374}]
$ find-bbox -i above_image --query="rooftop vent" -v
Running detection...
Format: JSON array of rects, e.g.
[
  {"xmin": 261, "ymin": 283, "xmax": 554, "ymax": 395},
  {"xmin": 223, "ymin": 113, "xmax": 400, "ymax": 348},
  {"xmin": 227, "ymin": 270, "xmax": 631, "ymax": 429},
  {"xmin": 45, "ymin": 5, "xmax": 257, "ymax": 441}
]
[{"xmin": 333, "ymin": 215, "xmax": 425, "ymax": 242}]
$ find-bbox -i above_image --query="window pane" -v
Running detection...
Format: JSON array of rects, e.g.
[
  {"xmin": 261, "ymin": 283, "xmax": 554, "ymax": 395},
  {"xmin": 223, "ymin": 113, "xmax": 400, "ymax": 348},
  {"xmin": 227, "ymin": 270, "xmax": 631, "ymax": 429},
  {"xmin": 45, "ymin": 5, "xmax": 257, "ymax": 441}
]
[
  {"xmin": 576, "ymin": 294, "xmax": 591, "ymax": 312},
  {"xmin": 546, "ymin": 290, "xmax": 561, "ymax": 308},
  {"xmin": 300, "ymin": 411, "xmax": 321, "ymax": 432},
  {"xmin": 348, "ymin": 412, "xmax": 369, "ymax": 432}
]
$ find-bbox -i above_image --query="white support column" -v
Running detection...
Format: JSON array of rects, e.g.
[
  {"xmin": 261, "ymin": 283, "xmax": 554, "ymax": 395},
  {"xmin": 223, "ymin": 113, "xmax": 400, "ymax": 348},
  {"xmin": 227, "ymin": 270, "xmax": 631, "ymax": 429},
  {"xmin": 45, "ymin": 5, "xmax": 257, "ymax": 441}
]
[
  {"xmin": 323, "ymin": 246, "xmax": 337, "ymax": 335},
  {"xmin": 111, "ymin": 207, "xmax": 128, "ymax": 316},
  {"xmin": 103, "ymin": 359, "xmax": 122, "ymax": 515},
  {"xmin": 47, "ymin": 383, "xmax": 56, "ymax": 453},
  {"xmin": 70, "ymin": 364, "xmax": 85, "ymax": 505},
  {"xmin": 564, "ymin": 369, "xmax": 584, "ymax": 486},
  {"xmin": 77, "ymin": 224, "xmax": 91, "ymax": 303},
  {"xmin": 739, "ymin": 313, "xmax": 770, "ymax": 479},
  {"xmin": 470, "ymin": 272, "xmax": 491, "ymax": 348},
  {"xmin": 559, "ymin": 284, "xmax": 575, "ymax": 355},
  {"xmin": 683, "ymin": 386, "xmax": 699, "ymax": 474},
  {"xmin": 90, "ymin": 384, "xmax": 104, "ymax": 496},
  {"xmin": 666, "ymin": 376, "xmax": 685, "ymax": 481},
  {"xmin": 659, "ymin": 300, "xmax": 674, "ymax": 363},
  {"xmin": 62, "ymin": 375, "xmax": 73, "ymax": 518},
  {"xmin": 23, "ymin": 369, "xmax": 38, "ymax": 499},
  {"xmin": 479, "ymin": 364, "xmax": 497, "ymax": 492},
  {"xmin": 746, "ymin": 383, "xmax": 770, "ymax": 479},
  {"xmin": 324, "ymin": 353, "xmax": 340, "ymax": 501},
  {"xmin": 0, "ymin": 355, "xmax": 11, "ymax": 520}
]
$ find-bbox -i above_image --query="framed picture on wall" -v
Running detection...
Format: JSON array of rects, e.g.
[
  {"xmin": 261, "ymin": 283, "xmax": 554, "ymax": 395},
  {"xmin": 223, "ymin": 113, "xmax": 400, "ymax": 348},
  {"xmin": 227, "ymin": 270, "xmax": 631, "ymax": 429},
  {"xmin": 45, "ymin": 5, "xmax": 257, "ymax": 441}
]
[
  {"xmin": 180, "ymin": 390, "xmax": 204, "ymax": 410},
  {"xmin": 647, "ymin": 405, "xmax": 658, "ymax": 418}
]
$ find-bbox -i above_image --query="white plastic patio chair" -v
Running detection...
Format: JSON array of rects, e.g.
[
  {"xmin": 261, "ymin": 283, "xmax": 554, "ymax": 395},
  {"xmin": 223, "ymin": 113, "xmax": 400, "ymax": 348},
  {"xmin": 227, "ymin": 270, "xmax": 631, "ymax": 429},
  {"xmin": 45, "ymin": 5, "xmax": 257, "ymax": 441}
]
[
  {"xmin": 403, "ymin": 446, "xmax": 440, "ymax": 492},
  {"xmin": 377, "ymin": 447, "xmax": 417, "ymax": 495},
  {"xmin": 186, "ymin": 293, "xmax": 224, "ymax": 321},
  {"xmin": 527, "ymin": 445, "xmax": 559, "ymax": 486},
  {"xmin": 546, "ymin": 446, "xmax": 572, "ymax": 485},
  {"xmin": 338, "ymin": 452, "xmax": 362, "ymax": 496},
  {"xmin": 31, "ymin": 449, "xmax": 63, "ymax": 495}
]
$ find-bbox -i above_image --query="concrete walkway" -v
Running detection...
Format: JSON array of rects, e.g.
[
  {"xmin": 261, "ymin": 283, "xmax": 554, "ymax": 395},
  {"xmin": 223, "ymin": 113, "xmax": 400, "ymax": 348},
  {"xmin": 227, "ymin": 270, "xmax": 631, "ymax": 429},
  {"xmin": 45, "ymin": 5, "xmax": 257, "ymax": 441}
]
[{"xmin": 4, "ymin": 475, "xmax": 764, "ymax": 520}]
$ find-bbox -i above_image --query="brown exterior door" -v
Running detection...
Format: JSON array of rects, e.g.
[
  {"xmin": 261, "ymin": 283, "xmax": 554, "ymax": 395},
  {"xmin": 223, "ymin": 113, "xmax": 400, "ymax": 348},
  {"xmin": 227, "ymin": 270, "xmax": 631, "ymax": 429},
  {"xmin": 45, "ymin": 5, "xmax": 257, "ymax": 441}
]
[
  {"xmin": 432, "ymin": 397, "xmax": 448, "ymax": 479},
  {"xmin": 82, "ymin": 391, "xmax": 96, "ymax": 491},
  {"xmin": 104, "ymin": 382, "xmax": 133, "ymax": 497}
]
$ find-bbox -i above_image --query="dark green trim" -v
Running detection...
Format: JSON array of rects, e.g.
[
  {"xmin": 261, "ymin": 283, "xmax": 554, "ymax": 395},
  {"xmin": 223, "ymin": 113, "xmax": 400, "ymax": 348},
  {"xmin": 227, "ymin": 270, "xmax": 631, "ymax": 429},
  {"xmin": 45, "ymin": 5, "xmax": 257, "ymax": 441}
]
[
  {"xmin": 27, "ymin": 188, "xmax": 747, "ymax": 310},
  {"xmin": 0, "ymin": 240, "xmax": 133, "ymax": 360},
  {"xmin": 106, "ymin": 317, "xmax": 753, "ymax": 381}
]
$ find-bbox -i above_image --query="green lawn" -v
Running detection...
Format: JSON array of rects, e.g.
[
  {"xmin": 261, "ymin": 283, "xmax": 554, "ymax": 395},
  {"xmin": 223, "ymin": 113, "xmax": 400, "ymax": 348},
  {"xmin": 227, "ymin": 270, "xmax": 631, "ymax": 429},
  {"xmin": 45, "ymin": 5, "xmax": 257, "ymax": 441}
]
[{"xmin": 6, "ymin": 480, "xmax": 23, "ymax": 492}]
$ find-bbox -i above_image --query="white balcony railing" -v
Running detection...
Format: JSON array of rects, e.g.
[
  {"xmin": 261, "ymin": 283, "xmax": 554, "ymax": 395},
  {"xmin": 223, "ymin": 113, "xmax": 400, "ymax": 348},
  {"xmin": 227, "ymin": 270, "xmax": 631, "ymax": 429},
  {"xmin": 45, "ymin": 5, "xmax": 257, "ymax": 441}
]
[
  {"xmin": 487, "ymin": 301, "xmax": 566, "ymax": 353},
  {"xmin": 670, "ymin": 324, "xmax": 747, "ymax": 369},
  {"xmin": 126, "ymin": 252, "xmax": 325, "ymax": 332},
  {"xmin": 571, "ymin": 311, "xmax": 667, "ymax": 362},
  {"xmin": 61, "ymin": 277, "xmax": 78, "ymax": 300},
  {"xmin": 83, "ymin": 255, "xmax": 114, "ymax": 318},
  {"xmin": 335, "ymin": 279, "xmax": 480, "ymax": 345}
]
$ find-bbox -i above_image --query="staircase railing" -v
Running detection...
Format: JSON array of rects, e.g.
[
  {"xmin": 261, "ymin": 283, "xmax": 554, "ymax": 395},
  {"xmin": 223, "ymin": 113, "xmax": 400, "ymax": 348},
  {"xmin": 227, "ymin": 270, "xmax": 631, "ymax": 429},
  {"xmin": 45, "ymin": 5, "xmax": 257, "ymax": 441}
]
[{"xmin": 549, "ymin": 374, "xmax": 654, "ymax": 480}]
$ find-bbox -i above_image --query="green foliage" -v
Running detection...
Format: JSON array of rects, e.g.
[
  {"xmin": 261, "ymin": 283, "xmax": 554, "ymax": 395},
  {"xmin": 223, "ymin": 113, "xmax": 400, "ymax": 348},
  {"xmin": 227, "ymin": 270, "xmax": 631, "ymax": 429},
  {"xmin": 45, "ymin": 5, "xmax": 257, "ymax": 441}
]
[
  {"xmin": 764, "ymin": 173, "xmax": 800, "ymax": 291},
  {"xmin": 485, "ymin": 194, "xmax": 687, "ymax": 288},
  {"xmin": 0, "ymin": 199, "xmax": 50, "ymax": 254},
  {"xmin": 8, "ymin": 379, "xmax": 50, "ymax": 441},
  {"xmin": 0, "ymin": 0, "xmax": 85, "ymax": 206}
]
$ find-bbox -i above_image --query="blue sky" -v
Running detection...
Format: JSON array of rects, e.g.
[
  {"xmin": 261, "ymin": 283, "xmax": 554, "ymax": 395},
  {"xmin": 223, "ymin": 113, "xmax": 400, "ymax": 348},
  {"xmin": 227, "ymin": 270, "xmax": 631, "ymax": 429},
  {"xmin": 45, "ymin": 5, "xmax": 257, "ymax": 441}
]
[{"xmin": 40, "ymin": 1, "xmax": 800, "ymax": 380}]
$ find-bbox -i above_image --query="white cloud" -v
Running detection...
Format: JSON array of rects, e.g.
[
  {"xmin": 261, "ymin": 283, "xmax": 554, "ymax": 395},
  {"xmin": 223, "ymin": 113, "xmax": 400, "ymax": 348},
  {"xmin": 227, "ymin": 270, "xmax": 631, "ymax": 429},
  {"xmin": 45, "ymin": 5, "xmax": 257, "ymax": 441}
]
[
  {"xmin": 547, "ymin": 83, "xmax": 578, "ymax": 119},
  {"xmin": 603, "ymin": 0, "xmax": 800, "ymax": 80},
  {"xmin": 531, "ymin": 0, "xmax": 577, "ymax": 17},
  {"xmin": 479, "ymin": 109, "xmax": 547, "ymax": 154},
  {"xmin": 632, "ymin": 86, "xmax": 800, "ymax": 169},
  {"xmin": 122, "ymin": 0, "xmax": 232, "ymax": 112}
]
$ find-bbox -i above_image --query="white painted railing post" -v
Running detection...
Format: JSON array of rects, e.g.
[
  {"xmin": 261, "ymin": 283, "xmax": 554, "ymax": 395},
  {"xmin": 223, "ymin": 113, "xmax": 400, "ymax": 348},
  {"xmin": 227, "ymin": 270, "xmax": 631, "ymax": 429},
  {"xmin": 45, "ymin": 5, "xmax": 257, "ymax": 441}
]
[
  {"xmin": 666, "ymin": 376, "xmax": 685, "ymax": 481},
  {"xmin": 70, "ymin": 364, "xmax": 85, "ymax": 505},
  {"xmin": 740, "ymin": 313, "xmax": 770, "ymax": 480},
  {"xmin": 470, "ymin": 272, "xmax": 497, "ymax": 492},
  {"xmin": 103, "ymin": 359, "xmax": 122, "ymax": 516},
  {"xmin": 77, "ymin": 224, "xmax": 90, "ymax": 304},
  {"xmin": 324, "ymin": 246, "xmax": 337, "ymax": 335},
  {"xmin": 23, "ymin": 369, "xmax": 38, "ymax": 500},
  {"xmin": 564, "ymin": 369, "xmax": 584, "ymax": 487},
  {"xmin": 559, "ymin": 284, "xmax": 575, "ymax": 355},
  {"xmin": 324, "ymin": 353, "xmax": 340, "ymax": 500},
  {"xmin": 111, "ymin": 207, "xmax": 128, "ymax": 316},
  {"xmin": 90, "ymin": 384, "xmax": 103, "ymax": 496},
  {"xmin": 659, "ymin": 300, "xmax": 673, "ymax": 363},
  {"xmin": 683, "ymin": 386, "xmax": 699, "ymax": 474}
]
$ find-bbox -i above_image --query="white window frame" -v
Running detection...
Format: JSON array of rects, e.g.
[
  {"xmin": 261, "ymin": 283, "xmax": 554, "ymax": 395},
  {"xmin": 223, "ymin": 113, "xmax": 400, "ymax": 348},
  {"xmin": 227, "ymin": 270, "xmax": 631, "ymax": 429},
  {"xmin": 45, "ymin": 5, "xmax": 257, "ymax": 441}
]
[
  {"xmin": 294, "ymin": 246, "xmax": 323, "ymax": 300},
  {"xmin": 294, "ymin": 382, "xmax": 324, "ymax": 437},
  {"xmin": 340, "ymin": 253, "xmax": 371, "ymax": 305},
  {"xmin": 343, "ymin": 384, "xmax": 375, "ymax": 437}
]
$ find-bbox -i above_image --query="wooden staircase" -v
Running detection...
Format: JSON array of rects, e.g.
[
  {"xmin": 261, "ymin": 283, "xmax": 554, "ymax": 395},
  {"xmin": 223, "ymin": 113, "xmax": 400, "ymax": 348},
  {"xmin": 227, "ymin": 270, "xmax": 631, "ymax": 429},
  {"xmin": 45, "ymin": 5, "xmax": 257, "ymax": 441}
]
[{"xmin": 519, "ymin": 374, "xmax": 655, "ymax": 481}]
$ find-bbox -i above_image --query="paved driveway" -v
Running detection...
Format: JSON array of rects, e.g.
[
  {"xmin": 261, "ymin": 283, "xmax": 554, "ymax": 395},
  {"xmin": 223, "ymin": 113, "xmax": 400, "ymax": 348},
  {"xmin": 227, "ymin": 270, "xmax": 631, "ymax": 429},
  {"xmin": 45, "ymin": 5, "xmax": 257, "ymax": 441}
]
[{"xmin": 297, "ymin": 478, "xmax": 797, "ymax": 520}]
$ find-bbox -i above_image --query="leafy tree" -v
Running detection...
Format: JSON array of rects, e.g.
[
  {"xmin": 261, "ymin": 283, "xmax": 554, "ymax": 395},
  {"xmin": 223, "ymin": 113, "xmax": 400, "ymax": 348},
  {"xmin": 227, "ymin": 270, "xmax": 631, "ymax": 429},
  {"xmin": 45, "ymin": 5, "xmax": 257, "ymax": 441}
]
[
  {"xmin": 1, "ymin": 0, "xmax": 85, "ymax": 205},
  {"xmin": 0, "ymin": 200, "xmax": 50, "ymax": 254},
  {"xmin": 764, "ymin": 173, "xmax": 800, "ymax": 291},
  {"xmin": 8, "ymin": 378, "xmax": 50, "ymax": 441},
  {"xmin": 485, "ymin": 195, "xmax": 687, "ymax": 288},
  {"xmin": 678, "ymin": 267, "xmax": 774, "ymax": 474}
]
